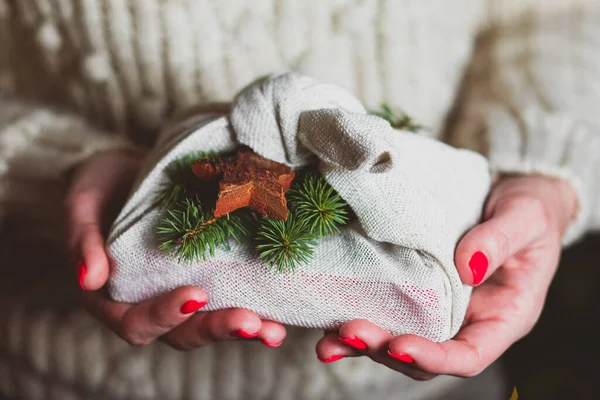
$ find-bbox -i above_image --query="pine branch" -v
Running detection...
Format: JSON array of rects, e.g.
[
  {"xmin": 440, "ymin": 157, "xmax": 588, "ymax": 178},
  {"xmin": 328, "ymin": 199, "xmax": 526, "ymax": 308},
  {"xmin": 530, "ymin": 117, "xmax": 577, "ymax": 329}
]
[
  {"xmin": 157, "ymin": 198, "xmax": 250, "ymax": 263},
  {"xmin": 154, "ymin": 152, "xmax": 351, "ymax": 272},
  {"xmin": 255, "ymin": 213, "xmax": 317, "ymax": 273},
  {"xmin": 155, "ymin": 151, "xmax": 219, "ymax": 207},
  {"xmin": 369, "ymin": 103, "xmax": 424, "ymax": 133},
  {"xmin": 288, "ymin": 174, "xmax": 349, "ymax": 237}
]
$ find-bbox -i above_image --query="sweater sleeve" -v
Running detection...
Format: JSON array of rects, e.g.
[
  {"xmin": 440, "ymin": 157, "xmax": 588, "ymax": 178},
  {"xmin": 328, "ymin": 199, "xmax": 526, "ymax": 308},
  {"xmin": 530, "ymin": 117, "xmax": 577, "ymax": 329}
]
[
  {"xmin": 0, "ymin": 96, "xmax": 138, "ymax": 237},
  {"xmin": 446, "ymin": 2, "xmax": 600, "ymax": 246}
]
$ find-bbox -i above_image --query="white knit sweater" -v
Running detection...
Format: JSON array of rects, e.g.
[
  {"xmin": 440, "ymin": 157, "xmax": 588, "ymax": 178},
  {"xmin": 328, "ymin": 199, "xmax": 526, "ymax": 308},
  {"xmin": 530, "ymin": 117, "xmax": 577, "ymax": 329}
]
[{"xmin": 1, "ymin": 0, "xmax": 599, "ymax": 399}]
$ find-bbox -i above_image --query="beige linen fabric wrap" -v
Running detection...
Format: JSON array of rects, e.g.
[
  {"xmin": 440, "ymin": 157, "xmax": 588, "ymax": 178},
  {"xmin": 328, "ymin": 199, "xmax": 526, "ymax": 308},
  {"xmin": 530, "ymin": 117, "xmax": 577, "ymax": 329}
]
[{"xmin": 107, "ymin": 73, "xmax": 491, "ymax": 342}]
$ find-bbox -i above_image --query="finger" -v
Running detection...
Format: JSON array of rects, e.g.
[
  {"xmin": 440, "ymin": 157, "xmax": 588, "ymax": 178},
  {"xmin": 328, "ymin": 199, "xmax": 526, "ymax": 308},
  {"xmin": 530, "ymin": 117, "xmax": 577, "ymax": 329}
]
[
  {"xmin": 78, "ymin": 222, "xmax": 110, "ymax": 291},
  {"xmin": 163, "ymin": 308, "xmax": 262, "ymax": 350},
  {"xmin": 84, "ymin": 290, "xmax": 133, "ymax": 334},
  {"xmin": 119, "ymin": 286, "xmax": 207, "ymax": 345},
  {"xmin": 65, "ymin": 189, "xmax": 109, "ymax": 291},
  {"xmin": 316, "ymin": 319, "xmax": 392, "ymax": 362},
  {"xmin": 257, "ymin": 320, "xmax": 287, "ymax": 348},
  {"xmin": 320, "ymin": 322, "xmax": 436, "ymax": 380},
  {"xmin": 455, "ymin": 197, "xmax": 548, "ymax": 286},
  {"xmin": 387, "ymin": 318, "xmax": 514, "ymax": 378},
  {"xmin": 338, "ymin": 319, "xmax": 393, "ymax": 354},
  {"xmin": 315, "ymin": 332, "xmax": 360, "ymax": 363}
]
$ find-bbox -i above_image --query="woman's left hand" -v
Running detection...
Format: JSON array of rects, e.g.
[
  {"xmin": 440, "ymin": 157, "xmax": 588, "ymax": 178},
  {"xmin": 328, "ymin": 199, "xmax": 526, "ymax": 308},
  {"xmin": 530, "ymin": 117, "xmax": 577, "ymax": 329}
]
[{"xmin": 315, "ymin": 174, "xmax": 577, "ymax": 380}]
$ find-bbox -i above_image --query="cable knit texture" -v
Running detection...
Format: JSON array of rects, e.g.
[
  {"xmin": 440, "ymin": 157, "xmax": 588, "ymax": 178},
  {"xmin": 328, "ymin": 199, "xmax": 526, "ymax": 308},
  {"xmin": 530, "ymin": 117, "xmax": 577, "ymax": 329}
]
[
  {"xmin": 0, "ymin": 0, "xmax": 599, "ymax": 399},
  {"xmin": 444, "ymin": 0, "xmax": 600, "ymax": 245}
]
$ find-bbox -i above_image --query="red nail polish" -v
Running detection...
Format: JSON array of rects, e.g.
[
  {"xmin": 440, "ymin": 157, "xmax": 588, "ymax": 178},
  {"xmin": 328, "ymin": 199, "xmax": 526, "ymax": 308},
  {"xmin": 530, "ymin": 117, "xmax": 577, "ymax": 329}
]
[
  {"xmin": 469, "ymin": 251, "xmax": 488, "ymax": 285},
  {"xmin": 77, "ymin": 260, "xmax": 87, "ymax": 291},
  {"xmin": 387, "ymin": 350, "xmax": 414, "ymax": 363},
  {"xmin": 180, "ymin": 300, "xmax": 207, "ymax": 314},
  {"xmin": 261, "ymin": 339, "xmax": 283, "ymax": 348},
  {"xmin": 338, "ymin": 336, "xmax": 367, "ymax": 350},
  {"xmin": 318, "ymin": 355, "xmax": 344, "ymax": 364},
  {"xmin": 233, "ymin": 329, "xmax": 259, "ymax": 339}
]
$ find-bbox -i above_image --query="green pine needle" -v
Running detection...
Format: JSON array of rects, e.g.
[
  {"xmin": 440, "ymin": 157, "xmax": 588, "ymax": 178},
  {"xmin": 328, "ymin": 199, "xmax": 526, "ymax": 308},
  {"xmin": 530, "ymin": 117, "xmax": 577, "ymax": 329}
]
[
  {"xmin": 155, "ymin": 151, "xmax": 218, "ymax": 207},
  {"xmin": 255, "ymin": 213, "xmax": 317, "ymax": 273},
  {"xmin": 158, "ymin": 198, "xmax": 249, "ymax": 263},
  {"xmin": 154, "ymin": 153, "xmax": 351, "ymax": 271},
  {"xmin": 369, "ymin": 103, "xmax": 423, "ymax": 133},
  {"xmin": 288, "ymin": 174, "xmax": 349, "ymax": 237}
]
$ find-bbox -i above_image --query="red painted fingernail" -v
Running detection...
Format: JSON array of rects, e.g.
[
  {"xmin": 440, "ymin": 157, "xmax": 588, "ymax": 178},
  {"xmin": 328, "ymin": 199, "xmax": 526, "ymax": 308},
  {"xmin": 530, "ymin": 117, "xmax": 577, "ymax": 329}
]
[
  {"xmin": 338, "ymin": 336, "xmax": 367, "ymax": 350},
  {"xmin": 387, "ymin": 350, "xmax": 414, "ymax": 363},
  {"xmin": 261, "ymin": 339, "xmax": 283, "ymax": 348},
  {"xmin": 180, "ymin": 300, "xmax": 207, "ymax": 314},
  {"xmin": 233, "ymin": 329, "xmax": 259, "ymax": 339},
  {"xmin": 77, "ymin": 260, "xmax": 87, "ymax": 291},
  {"xmin": 469, "ymin": 251, "xmax": 488, "ymax": 285},
  {"xmin": 318, "ymin": 355, "xmax": 344, "ymax": 364}
]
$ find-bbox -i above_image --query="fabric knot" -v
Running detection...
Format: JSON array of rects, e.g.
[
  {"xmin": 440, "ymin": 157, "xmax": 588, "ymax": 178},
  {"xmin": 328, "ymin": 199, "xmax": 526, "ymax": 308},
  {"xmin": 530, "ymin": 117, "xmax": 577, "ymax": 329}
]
[{"xmin": 230, "ymin": 73, "xmax": 366, "ymax": 168}]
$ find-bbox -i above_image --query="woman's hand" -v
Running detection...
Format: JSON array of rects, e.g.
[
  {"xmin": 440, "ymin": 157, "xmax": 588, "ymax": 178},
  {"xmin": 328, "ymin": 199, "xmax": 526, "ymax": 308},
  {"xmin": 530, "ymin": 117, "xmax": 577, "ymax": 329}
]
[
  {"xmin": 315, "ymin": 174, "xmax": 577, "ymax": 379},
  {"xmin": 64, "ymin": 150, "xmax": 286, "ymax": 350}
]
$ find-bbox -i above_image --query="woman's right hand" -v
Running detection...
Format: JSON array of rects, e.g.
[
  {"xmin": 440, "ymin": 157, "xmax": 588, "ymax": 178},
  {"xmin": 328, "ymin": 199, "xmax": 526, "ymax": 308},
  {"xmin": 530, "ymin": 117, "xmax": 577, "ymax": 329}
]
[{"xmin": 64, "ymin": 150, "xmax": 286, "ymax": 349}]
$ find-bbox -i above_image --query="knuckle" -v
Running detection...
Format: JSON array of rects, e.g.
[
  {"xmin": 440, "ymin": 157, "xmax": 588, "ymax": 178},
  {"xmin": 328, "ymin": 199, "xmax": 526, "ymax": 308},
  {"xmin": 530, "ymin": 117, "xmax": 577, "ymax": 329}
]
[
  {"xmin": 63, "ymin": 191, "xmax": 93, "ymax": 211},
  {"xmin": 503, "ymin": 195, "xmax": 549, "ymax": 230},
  {"xmin": 121, "ymin": 321, "xmax": 151, "ymax": 347},
  {"xmin": 457, "ymin": 341, "xmax": 484, "ymax": 378},
  {"xmin": 499, "ymin": 195, "xmax": 532, "ymax": 210},
  {"xmin": 202, "ymin": 325, "xmax": 221, "ymax": 343},
  {"xmin": 525, "ymin": 196, "xmax": 550, "ymax": 231},
  {"xmin": 227, "ymin": 308, "xmax": 254, "ymax": 323},
  {"xmin": 340, "ymin": 319, "xmax": 370, "ymax": 334},
  {"xmin": 148, "ymin": 304, "xmax": 174, "ymax": 331},
  {"xmin": 493, "ymin": 226, "xmax": 511, "ymax": 261},
  {"xmin": 122, "ymin": 332, "xmax": 151, "ymax": 346},
  {"xmin": 79, "ymin": 221, "xmax": 101, "ymax": 237}
]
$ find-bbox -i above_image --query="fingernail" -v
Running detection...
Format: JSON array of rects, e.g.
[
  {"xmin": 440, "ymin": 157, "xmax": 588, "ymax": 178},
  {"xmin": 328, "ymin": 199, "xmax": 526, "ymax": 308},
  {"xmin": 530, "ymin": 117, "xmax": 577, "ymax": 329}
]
[
  {"xmin": 338, "ymin": 336, "xmax": 367, "ymax": 350},
  {"xmin": 469, "ymin": 251, "xmax": 488, "ymax": 285},
  {"xmin": 387, "ymin": 350, "xmax": 414, "ymax": 363},
  {"xmin": 233, "ymin": 329, "xmax": 259, "ymax": 339},
  {"xmin": 77, "ymin": 260, "xmax": 87, "ymax": 291},
  {"xmin": 261, "ymin": 339, "xmax": 283, "ymax": 348},
  {"xmin": 318, "ymin": 355, "xmax": 344, "ymax": 364},
  {"xmin": 180, "ymin": 300, "xmax": 207, "ymax": 314}
]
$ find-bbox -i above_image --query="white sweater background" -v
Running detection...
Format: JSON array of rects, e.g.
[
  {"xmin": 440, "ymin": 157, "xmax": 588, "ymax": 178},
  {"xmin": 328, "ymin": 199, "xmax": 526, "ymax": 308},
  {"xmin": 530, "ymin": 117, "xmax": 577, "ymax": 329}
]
[{"xmin": 0, "ymin": 0, "xmax": 599, "ymax": 399}]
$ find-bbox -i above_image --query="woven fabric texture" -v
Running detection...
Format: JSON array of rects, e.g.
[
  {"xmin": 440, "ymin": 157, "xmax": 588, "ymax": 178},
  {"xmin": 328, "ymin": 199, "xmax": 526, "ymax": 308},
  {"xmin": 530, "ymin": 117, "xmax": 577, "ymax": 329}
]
[{"xmin": 107, "ymin": 74, "xmax": 491, "ymax": 341}]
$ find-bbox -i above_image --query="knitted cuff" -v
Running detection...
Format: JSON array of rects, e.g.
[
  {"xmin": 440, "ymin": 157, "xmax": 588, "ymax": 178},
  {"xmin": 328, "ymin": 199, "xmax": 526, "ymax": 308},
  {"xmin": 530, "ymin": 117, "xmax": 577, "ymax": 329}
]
[{"xmin": 485, "ymin": 107, "xmax": 600, "ymax": 246}]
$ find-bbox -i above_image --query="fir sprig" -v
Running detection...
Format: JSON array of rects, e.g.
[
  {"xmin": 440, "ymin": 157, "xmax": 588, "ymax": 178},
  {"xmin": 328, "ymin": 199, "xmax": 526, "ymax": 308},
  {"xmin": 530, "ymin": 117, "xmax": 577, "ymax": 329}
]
[
  {"xmin": 158, "ymin": 198, "xmax": 249, "ymax": 262},
  {"xmin": 255, "ymin": 214, "xmax": 317, "ymax": 273},
  {"xmin": 370, "ymin": 104, "xmax": 423, "ymax": 133},
  {"xmin": 155, "ymin": 150, "xmax": 352, "ymax": 271},
  {"xmin": 155, "ymin": 151, "xmax": 217, "ymax": 207},
  {"xmin": 288, "ymin": 174, "xmax": 348, "ymax": 237}
]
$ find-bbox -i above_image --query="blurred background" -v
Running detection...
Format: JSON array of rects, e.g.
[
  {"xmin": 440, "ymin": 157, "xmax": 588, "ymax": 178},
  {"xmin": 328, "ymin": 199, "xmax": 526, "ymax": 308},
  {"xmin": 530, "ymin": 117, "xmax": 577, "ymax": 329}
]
[{"xmin": 504, "ymin": 233, "xmax": 600, "ymax": 399}]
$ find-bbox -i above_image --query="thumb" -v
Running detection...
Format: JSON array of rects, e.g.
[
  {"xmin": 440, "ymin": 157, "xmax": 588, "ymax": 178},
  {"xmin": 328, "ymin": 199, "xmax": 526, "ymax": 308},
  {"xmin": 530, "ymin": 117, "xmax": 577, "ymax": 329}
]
[
  {"xmin": 65, "ymin": 152, "xmax": 143, "ymax": 291},
  {"xmin": 455, "ymin": 197, "xmax": 548, "ymax": 286},
  {"xmin": 65, "ymin": 191, "xmax": 111, "ymax": 291}
]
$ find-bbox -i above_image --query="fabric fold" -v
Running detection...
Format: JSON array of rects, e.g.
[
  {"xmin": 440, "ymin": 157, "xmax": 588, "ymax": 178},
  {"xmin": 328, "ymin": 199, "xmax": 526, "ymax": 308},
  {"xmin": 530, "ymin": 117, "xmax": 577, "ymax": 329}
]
[{"xmin": 108, "ymin": 73, "xmax": 491, "ymax": 341}]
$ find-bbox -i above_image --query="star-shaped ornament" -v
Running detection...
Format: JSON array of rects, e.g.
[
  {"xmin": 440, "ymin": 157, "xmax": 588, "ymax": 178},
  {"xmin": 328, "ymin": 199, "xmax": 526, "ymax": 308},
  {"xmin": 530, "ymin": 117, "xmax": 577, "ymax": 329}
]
[{"xmin": 191, "ymin": 148, "xmax": 295, "ymax": 220}]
